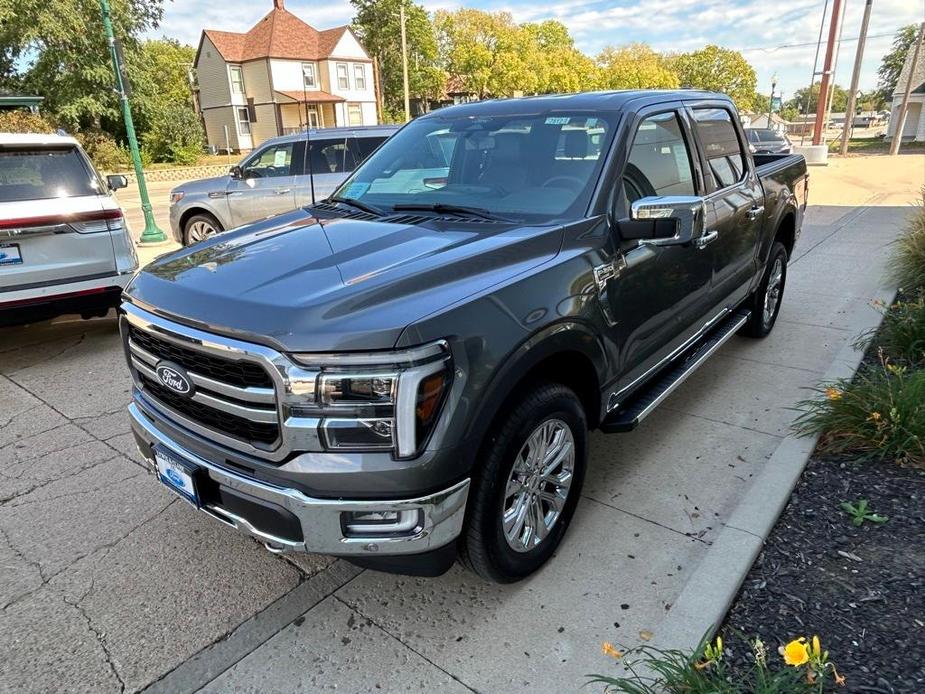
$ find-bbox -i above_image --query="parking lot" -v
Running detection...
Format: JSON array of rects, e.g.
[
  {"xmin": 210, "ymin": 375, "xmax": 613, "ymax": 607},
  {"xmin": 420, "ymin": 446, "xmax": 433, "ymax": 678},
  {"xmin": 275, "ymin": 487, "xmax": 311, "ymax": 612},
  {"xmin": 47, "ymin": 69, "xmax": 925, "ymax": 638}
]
[{"xmin": 1, "ymin": 156, "xmax": 921, "ymax": 692}]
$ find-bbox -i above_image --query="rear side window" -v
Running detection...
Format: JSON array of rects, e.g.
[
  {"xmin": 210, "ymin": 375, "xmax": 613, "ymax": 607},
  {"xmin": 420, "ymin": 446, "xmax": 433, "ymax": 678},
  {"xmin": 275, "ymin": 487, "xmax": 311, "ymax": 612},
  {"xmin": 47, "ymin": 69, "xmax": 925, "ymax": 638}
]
[
  {"xmin": 351, "ymin": 136, "xmax": 387, "ymax": 163},
  {"xmin": 691, "ymin": 108, "xmax": 745, "ymax": 191},
  {"xmin": 0, "ymin": 147, "xmax": 101, "ymax": 202},
  {"xmin": 623, "ymin": 112, "xmax": 696, "ymax": 204},
  {"xmin": 307, "ymin": 139, "xmax": 357, "ymax": 174}
]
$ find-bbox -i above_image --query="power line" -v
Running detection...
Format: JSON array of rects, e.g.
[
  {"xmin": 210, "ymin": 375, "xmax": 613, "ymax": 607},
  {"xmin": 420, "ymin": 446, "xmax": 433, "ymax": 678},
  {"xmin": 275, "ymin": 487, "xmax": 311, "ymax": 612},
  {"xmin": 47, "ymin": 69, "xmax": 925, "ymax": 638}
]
[{"xmin": 736, "ymin": 31, "xmax": 894, "ymax": 53}]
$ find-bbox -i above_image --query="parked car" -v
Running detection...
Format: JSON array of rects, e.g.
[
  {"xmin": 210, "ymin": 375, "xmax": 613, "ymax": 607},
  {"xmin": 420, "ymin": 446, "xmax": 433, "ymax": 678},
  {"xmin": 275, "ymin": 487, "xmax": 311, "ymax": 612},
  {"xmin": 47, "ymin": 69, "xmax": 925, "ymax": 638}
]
[
  {"xmin": 168, "ymin": 125, "xmax": 399, "ymax": 245},
  {"xmin": 1, "ymin": 133, "xmax": 138, "ymax": 326},
  {"xmin": 745, "ymin": 127, "xmax": 793, "ymax": 154},
  {"xmin": 121, "ymin": 91, "xmax": 808, "ymax": 582}
]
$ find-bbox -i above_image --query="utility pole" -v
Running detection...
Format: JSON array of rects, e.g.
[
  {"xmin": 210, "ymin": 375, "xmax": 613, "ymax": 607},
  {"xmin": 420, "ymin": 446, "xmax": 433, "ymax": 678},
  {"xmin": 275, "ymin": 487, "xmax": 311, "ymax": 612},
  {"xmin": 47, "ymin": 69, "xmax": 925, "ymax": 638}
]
[
  {"xmin": 890, "ymin": 22, "xmax": 925, "ymax": 156},
  {"xmin": 99, "ymin": 0, "xmax": 167, "ymax": 244},
  {"xmin": 840, "ymin": 0, "xmax": 873, "ymax": 155},
  {"xmin": 399, "ymin": 3, "xmax": 411, "ymax": 122},
  {"xmin": 812, "ymin": 0, "xmax": 843, "ymax": 146},
  {"xmin": 767, "ymin": 74, "xmax": 777, "ymax": 124}
]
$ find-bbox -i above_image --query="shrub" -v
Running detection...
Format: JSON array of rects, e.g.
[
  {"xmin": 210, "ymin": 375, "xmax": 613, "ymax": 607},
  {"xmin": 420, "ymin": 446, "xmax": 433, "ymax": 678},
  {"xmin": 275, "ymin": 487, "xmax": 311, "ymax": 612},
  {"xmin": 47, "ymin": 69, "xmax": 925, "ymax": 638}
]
[
  {"xmin": 75, "ymin": 130, "xmax": 131, "ymax": 172},
  {"xmin": 0, "ymin": 111, "xmax": 58, "ymax": 134},
  {"xmin": 587, "ymin": 633, "xmax": 844, "ymax": 693},
  {"xmin": 889, "ymin": 188, "xmax": 925, "ymax": 292},
  {"xmin": 143, "ymin": 104, "xmax": 204, "ymax": 165},
  {"xmin": 793, "ymin": 351, "xmax": 925, "ymax": 467},
  {"xmin": 857, "ymin": 292, "xmax": 925, "ymax": 367}
]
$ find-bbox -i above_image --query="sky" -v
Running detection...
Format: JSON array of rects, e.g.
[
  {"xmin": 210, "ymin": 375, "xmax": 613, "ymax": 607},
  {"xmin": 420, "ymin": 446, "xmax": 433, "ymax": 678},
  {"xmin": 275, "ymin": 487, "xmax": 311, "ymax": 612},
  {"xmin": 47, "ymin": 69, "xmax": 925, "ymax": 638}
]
[{"xmin": 149, "ymin": 0, "xmax": 921, "ymax": 101}]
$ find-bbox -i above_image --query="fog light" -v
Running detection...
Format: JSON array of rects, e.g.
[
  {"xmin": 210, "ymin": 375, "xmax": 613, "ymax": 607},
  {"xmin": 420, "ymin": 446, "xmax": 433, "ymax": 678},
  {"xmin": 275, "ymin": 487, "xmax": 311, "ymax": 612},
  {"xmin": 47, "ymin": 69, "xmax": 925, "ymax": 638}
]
[{"xmin": 343, "ymin": 509, "xmax": 422, "ymax": 536}]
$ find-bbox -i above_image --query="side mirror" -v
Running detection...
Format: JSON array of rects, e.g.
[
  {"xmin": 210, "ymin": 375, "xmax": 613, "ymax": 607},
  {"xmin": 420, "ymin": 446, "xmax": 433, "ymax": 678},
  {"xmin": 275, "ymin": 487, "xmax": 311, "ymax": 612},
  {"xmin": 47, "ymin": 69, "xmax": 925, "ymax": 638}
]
[
  {"xmin": 229, "ymin": 165, "xmax": 243, "ymax": 180},
  {"xmin": 106, "ymin": 174, "xmax": 128, "ymax": 191},
  {"xmin": 623, "ymin": 195, "xmax": 706, "ymax": 246}
]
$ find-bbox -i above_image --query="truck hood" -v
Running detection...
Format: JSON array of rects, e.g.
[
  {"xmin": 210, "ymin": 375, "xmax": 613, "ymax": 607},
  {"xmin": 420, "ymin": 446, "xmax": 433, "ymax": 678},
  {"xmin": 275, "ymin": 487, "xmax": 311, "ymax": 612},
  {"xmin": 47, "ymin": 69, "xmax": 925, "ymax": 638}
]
[{"xmin": 125, "ymin": 208, "xmax": 562, "ymax": 352}]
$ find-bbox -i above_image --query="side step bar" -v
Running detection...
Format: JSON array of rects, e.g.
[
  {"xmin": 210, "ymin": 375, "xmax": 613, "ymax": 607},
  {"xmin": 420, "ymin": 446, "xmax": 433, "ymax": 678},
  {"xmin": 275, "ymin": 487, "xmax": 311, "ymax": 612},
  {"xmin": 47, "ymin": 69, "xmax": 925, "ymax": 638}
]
[{"xmin": 600, "ymin": 310, "xmax": 750, "ymax": 433}]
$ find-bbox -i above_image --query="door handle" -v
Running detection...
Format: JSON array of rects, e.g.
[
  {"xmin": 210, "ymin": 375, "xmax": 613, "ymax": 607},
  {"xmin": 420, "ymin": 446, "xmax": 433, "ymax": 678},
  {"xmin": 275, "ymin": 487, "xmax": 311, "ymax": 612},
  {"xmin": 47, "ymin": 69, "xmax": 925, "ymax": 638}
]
[
  {"xmin": 694, "ymin": 230, "xmax": 719, "ymax": 249},
  {"xmin": 747, "ymin": 205, "xmax": 765, "ymax": 220},
  {"xmin": 275, "ymin": 189, "xmax": 292, "ymax": 195}
]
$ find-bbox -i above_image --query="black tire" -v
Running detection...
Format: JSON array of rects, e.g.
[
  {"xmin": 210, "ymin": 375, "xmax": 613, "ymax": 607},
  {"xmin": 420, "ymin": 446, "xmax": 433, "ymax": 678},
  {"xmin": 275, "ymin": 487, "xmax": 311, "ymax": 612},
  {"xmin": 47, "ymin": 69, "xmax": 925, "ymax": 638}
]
[
  {"xmin": 183, "ymin": 212, "xmax": 223, "ymax": 246},
  {"xmin": 741, "ymin": 241, "xmax": 788, "ymax": 338},
  {"xmin": 459, "ymin": 381, "xmax": 588, "ymax": 583}
]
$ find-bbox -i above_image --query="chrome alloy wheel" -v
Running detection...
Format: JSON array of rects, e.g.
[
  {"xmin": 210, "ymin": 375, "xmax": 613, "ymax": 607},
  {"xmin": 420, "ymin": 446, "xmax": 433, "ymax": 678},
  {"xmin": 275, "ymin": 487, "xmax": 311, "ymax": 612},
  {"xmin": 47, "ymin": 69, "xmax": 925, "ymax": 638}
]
[
  {"xmin": 188, "ymin": 219, "xmax": 217, "ymax": 243},
  {"xmin": 502, "ymin": 418, "xmax": 575, "ymax": 553},
  {"xmin": 763, "ymin": 257, "xmax": 784, "ymax": 327}
]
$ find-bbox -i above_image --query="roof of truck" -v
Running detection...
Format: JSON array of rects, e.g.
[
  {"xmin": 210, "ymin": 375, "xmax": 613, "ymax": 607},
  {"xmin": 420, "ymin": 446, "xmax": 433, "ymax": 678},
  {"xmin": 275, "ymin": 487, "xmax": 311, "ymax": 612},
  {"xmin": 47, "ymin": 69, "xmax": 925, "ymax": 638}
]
[
  {"xmin": 421, "ymin": 90, "xmax": 732, "ymax": 119},
  {"xmin": 0, "ymin": 132, "xmax": 80, "ymax": 147}
]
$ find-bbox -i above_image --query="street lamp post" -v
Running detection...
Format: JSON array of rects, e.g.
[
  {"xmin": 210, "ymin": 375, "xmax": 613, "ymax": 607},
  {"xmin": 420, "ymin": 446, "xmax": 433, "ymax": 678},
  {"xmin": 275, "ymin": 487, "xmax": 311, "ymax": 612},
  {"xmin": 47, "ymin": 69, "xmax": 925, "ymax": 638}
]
[
  {"xmin": 99, "ymin": 0, "xmax": 167, "ymax": 244},
  {"xmin": 767, "ymin": 74, "xmax": 777, "ymax": 125}
]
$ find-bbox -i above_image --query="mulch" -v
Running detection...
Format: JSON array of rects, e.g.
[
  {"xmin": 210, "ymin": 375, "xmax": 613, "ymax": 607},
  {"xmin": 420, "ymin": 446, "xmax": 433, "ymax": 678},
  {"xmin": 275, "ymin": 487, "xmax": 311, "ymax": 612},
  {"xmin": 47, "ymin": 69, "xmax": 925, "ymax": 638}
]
[{"xmin": 719, "ymin": 455, "xmax": 925, "ymax": 693}]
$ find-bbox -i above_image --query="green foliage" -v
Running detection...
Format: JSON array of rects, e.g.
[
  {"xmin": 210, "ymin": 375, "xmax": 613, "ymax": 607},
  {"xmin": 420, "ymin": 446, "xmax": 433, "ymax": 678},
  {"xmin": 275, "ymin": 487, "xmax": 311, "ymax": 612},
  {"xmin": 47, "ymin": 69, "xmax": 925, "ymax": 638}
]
[
  {"xmin": 143, "ymin": 103, "xmax": 203, "ymax": 165},
  {"xmin": 587, "ymin": 634, "xmax": 836, "ymax": 693},
  {"xmin": 889, "ymin": 189, "xmax": 925, "ymax": 294},
  {"xmin": 668, "ymin": 45, "xmax": 757, "ymax": 109},
  {"xmin": 858, "ymin": 292, "xmax": 925, "ymax": 368},
  {"xmin": 793, "ymin": 352, "xmax": 925, "ymax": 467},
  {"xmin": 597, "ymin": 44, "xmax": 678, "ymax": 90},
  {"xmin": 352, "ymin": 0, "xmax": 445, "ymax": 113},
  {"xmin": 786, "ymin": 82, "xmax": 850, "ymax": 116},
  {"xmin": 877, "ymin": 25, "xmax": 919, "ymax": 104},
  {"xmin": 839, "ymin": 499, "xmax": 888, "ymax": 527},
  {"xmin": 75, "ymin": 129, "xmax": 131, "ymax": 171},
  {"xmin": 128, "ymin": 38, "xmax": 197, "ymax": 138},
  {"xmin": 0, "ymin": 110, "xmax": 57, "ymax": 134}
]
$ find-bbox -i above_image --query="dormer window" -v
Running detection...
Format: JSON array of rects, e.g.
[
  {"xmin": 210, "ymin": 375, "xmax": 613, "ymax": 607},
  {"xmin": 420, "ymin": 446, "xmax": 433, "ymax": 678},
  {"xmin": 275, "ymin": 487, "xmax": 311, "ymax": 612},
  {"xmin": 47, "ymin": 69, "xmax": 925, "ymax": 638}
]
[
  {"xmin": 302, "ymin": 63, "xmax": 316, "ymax": 88},
  {"xmin": 229, "ymin": 66, "xmax": 245, "ymax": 95}
]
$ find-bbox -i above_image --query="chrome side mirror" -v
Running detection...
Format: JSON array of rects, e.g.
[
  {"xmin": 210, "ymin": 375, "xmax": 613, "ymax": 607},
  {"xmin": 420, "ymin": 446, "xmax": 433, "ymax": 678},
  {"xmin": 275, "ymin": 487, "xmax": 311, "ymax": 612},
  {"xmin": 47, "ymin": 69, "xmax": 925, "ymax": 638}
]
[{"xmin": 629, "ymin": 195, "xmax": 706, "ymax": 247}]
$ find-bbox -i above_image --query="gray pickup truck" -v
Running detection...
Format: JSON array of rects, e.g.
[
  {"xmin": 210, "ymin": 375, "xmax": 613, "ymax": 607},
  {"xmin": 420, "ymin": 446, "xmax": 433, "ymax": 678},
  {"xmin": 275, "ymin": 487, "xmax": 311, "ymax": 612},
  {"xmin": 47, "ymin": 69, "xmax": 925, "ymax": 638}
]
[{"xmin": 121, "ymin": 90, "xmax": 807, "ymax": 583}]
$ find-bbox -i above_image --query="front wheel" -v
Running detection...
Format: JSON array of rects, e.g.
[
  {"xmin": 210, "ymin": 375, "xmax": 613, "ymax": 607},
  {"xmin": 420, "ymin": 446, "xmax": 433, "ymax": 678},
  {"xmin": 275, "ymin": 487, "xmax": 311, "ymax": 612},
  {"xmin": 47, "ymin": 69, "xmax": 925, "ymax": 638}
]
[
  {"xmin": 460, "ymin": 382, "xmax": 588, "ymax": 583},
  {"xmin": 183, "ymin": 212, "xmax": 223, "ymax": 245},
  {"xmin": 741, "ymin": 241, "xmax": 788, "ymax": 338}
]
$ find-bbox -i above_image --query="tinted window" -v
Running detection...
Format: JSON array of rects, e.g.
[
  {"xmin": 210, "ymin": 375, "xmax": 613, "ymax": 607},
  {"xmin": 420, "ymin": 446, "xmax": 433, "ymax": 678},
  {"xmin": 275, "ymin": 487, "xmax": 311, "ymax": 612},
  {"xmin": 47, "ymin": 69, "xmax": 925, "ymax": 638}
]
[
  {"xmin": 334, "ymin": 113, "xmax": 614, "ymax": 222},
  {"xmin": 242, "ymin": 143, "xmax": 294, "ymax": 178},
  {"xmin": 692, "ymin": 108, "xmax": 745, "ymax": 191},
  {"xmin": 305, "ymin": 138, "xmax": 357, "ymax": 174},
  {"xmin": 0, "ymin": 147, "xmax": 101, "ymax": 202},
  {"xmin": 351, "ymin": 136, "xmax": 387, "ymax": 162},
  {"xmin": 623, "ymin": 112, "xmax": 695, "ymax": 204}
]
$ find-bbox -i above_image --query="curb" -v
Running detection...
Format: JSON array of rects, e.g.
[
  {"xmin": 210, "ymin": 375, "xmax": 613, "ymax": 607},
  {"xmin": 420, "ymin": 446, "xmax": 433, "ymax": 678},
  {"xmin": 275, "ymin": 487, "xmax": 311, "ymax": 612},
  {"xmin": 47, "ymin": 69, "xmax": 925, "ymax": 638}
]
[{"xmin": 648, "ymin": 283, "xmax": 897, "ymax": 653}]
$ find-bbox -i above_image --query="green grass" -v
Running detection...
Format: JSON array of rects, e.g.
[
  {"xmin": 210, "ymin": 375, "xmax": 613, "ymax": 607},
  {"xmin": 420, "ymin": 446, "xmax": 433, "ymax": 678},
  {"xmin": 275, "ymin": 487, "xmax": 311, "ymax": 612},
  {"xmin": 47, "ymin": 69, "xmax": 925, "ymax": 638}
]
[
  {"xmin": 836, "ymin": 137, "xmax": 925, "ymax": 155},
  {"xmin": 889, "ymin": 189, "xmax": 925, "ymax": 293}
]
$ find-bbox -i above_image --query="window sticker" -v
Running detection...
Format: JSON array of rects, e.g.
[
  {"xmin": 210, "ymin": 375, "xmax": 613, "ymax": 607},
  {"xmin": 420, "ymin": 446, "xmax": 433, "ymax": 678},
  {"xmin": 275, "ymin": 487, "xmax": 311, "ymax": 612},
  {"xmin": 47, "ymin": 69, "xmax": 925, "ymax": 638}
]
[
  {"xmin": 273, "ymin": 150, "xmax": 288, "ymax": 167},
  {"xmin": 545, "ymin": 117, "xmax": 570, "ymax": 125},
  {"xmin": 342, "ymin": 181, "xmax": 370, "ymax": 198}
]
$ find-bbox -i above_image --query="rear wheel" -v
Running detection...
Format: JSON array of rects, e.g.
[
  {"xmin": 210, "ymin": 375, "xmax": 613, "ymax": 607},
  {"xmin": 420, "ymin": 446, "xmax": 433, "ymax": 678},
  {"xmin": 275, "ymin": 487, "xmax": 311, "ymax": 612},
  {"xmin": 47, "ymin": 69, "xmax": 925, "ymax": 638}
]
[
  {"xmin": 741, "ymin": 241, "xmax": 787, "ymax": 338},
  {"xmin": 183, "ymin": 212, "xmax": 223, "ymax": 245},
  {"xmin": 460, "ymin": 382, "xmax": 587, "ymax": 583}
]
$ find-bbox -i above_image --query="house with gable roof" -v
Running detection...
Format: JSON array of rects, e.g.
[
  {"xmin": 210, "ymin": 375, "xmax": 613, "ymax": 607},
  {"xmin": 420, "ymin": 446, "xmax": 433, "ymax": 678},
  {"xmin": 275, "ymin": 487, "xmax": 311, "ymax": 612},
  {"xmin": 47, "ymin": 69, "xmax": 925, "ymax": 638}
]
[
  {"xmin": 886, "ymin": 41, "xmax": 925, "ymax": 142},
  {"xmin": 194, "ymin": 0, "xmax": 379, "ymax": 152}
]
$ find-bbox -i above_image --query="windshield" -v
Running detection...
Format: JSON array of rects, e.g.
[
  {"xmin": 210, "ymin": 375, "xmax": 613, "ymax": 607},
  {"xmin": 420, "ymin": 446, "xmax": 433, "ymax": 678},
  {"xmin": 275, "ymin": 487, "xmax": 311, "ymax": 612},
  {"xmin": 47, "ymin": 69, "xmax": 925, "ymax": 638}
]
[
  {"xmin": 0, "ymin": 146, "xmax": 102, "ymax": 202},
  {"xmin": 749, "ymin": 129, "xmax": 786, "ymax": 143},
  {"xmin": 333, "ymin": 112, "xmax": 616, "ymax": 222}
]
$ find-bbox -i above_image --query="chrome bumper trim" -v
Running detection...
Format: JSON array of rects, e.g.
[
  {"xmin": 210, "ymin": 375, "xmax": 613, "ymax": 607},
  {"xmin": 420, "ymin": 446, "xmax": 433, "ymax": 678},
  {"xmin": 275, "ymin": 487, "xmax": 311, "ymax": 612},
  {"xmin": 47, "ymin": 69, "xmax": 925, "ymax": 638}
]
[{"xmin": 129, "ymin": 402, "xmax": 470, "ymax": 556}]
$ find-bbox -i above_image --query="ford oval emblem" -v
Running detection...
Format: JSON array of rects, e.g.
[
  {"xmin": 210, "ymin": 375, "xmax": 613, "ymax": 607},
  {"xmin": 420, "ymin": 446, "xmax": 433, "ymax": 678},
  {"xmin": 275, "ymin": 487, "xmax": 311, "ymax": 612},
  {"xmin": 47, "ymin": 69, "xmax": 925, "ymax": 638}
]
[
  {"xmin": 155, "ymin": 361, "xmax": 194, "ymax": 396},
  {"xmin": 165, "ymin": 468, "xmax": 185, "ymax": 487}
]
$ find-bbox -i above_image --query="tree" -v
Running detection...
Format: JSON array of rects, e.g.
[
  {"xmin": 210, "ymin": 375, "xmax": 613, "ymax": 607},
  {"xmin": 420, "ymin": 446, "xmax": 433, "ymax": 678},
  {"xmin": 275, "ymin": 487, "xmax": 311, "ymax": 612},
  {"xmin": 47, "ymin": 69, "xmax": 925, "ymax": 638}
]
[
  {"xmin": 596, "ymin": 44, "xmax": 678, "ymax": 90},
  {"xmin": 1, "ymin": 0, "xmax": 164, "ymax": 132},
  {"xmin": 525, "ymin": 20, "xmax": 600, "ymax": 93},
  {"xmin": 876, "ymin": 24, "xmax": 918, "ymax": 104},
  {"xmin": 127, "ymin": 38, "xmax": 197, "ymax": 137},
  {"xmin": 669, "ymin": 45, "xmax": 757, "ymax": 109},
  {"xmin": 351, "ymin": 0, "xmax": 445, "ymax": 115},
  {"xmin": 786, "ymin": 82, "xmax": 850, "ymax": 115}
]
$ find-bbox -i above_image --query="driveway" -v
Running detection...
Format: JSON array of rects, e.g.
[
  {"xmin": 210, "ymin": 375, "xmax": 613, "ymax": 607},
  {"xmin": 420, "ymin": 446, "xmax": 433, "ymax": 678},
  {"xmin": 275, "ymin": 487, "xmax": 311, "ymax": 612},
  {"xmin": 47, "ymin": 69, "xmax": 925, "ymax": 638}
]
[{"xmin": 0, "ymin": 181, "xmax": 916, "ymax": 690}]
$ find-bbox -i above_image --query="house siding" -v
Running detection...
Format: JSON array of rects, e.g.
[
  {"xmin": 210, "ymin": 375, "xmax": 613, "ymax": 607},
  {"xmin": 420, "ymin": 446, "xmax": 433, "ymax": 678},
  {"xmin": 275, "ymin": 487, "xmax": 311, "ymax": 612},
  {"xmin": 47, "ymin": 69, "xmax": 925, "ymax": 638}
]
[
  {"xmin": 196, "ymin": 36, "xmax": 233, "ymax": 111},
  {"xmin": 202, "ymin": 106, "xmax": 241, "ymax": 152}
]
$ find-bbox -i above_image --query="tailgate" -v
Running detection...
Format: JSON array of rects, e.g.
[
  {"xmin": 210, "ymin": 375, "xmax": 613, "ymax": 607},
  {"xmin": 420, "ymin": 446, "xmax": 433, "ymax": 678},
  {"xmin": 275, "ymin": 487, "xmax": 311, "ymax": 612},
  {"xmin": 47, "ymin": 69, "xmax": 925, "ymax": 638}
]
[{"xmin": 0, "ymin": 197, "xmax": 121, "ymax": 292}]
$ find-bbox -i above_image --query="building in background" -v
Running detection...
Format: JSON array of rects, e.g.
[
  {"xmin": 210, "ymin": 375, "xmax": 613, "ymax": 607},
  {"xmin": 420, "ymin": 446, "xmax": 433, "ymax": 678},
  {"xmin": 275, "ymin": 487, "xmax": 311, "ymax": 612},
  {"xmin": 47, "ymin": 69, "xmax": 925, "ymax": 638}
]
[
  {"xmin": 887, "ymin": 44, "xmax": 925, "ymax": 142},
  {"xmin": 194, "ymin": 0, "xmax": 379, "ymax": 152}
]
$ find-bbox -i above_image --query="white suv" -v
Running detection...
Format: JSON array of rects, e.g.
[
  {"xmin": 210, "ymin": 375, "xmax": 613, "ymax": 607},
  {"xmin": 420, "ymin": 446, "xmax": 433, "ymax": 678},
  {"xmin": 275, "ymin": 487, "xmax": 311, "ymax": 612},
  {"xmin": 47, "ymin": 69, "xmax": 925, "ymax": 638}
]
[{"xmin": 0, "ymin": 133, "xmax": 138, "ymax": 326}]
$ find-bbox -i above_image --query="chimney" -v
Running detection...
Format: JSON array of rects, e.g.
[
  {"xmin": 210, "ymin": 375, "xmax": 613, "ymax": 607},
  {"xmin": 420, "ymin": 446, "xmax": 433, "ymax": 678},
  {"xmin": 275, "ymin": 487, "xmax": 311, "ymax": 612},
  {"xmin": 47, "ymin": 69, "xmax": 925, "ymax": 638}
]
[{"xmin": 273, "ymin": 0, "xmax": 284, "ymax": 8}]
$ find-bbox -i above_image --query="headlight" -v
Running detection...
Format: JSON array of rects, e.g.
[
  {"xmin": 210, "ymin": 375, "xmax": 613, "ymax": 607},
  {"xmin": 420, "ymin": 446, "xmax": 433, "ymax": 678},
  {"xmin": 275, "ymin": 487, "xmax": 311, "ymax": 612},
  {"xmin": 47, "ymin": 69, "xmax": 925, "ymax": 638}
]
[
  {"xmin": 290, "ymin": 341, "xmax": 451, "ymax": 458},
  {"xmin": 169, "ymin": 191, "xmax": 185, "ymax": 204}
]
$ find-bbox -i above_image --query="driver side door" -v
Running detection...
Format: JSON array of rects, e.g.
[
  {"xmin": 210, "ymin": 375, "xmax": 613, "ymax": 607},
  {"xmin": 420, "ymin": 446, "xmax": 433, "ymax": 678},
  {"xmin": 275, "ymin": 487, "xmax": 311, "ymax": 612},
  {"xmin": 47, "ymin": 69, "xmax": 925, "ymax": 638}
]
[{"xmin": 225, "ymin": 142, "xmax": 298, "ymax": 227}]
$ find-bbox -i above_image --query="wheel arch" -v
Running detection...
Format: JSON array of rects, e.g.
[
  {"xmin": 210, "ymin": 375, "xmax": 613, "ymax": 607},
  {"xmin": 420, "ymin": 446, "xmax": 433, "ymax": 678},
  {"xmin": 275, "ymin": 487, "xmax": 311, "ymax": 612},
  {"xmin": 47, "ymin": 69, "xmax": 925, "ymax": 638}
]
[{"xmin": 178, "ymin": 206, "xmax": 224, "ymax": 240}]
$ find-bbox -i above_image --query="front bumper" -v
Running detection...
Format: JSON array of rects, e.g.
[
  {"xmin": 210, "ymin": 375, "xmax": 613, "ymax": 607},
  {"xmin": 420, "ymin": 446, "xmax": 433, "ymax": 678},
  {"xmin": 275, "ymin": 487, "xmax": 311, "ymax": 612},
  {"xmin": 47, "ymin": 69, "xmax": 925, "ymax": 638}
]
[{"xmin": 129, "ymin": 401, "xmax": 470, "ymax": 557}]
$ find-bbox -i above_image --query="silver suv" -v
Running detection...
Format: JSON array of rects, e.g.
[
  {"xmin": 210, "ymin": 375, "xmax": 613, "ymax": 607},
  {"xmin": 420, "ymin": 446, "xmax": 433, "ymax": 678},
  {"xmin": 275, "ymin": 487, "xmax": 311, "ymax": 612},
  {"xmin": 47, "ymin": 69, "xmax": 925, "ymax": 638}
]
[
  {"xmin": 1, "ymin": 133, "xmax": 138, "ymax": 326},
  {"xmin": 168, "ymin": 126, "xmax": 398, "ymax": 245}
]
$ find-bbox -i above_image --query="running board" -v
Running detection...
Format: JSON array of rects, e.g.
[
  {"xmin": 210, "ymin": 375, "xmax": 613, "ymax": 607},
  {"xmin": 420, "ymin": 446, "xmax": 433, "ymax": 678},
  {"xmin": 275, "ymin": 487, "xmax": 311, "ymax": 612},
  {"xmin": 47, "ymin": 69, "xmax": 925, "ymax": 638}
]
[{"xmin": 599, "ymin": 310, "xmax": 750, "ymax": 433}]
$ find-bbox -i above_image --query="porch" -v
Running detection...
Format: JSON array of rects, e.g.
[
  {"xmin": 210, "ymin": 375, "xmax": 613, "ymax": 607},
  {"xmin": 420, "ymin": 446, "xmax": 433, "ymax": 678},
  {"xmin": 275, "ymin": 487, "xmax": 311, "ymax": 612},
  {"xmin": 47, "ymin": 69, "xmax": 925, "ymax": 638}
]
[{"xmin": 276, "ymin": 91, "xmax": 343, "ymax": 134}]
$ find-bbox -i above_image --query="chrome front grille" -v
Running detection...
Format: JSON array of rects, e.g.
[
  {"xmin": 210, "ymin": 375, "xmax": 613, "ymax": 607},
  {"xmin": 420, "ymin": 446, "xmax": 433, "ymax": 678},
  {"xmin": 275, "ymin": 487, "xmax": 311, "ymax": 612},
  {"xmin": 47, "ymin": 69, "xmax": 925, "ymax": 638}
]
[{"xmin": 124, "ymin": 316, "xmax": 281, "ymax": 450}]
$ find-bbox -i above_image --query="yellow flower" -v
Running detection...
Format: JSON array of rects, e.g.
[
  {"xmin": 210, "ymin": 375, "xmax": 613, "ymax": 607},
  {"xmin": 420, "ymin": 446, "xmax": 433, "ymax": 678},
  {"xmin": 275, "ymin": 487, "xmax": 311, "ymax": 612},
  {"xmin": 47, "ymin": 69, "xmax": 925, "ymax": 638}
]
[
  {"xmin": 824, "ymin": 387, "xmax": 842, "ymax": 401},
  {"xmin": 783, "ymin": 638, "xmax": 809, "ymax": 666},
  {"xmin": 868, "ymin": 411, "xmax": 882, "ymax": 422},
  {"xmin": 811, "ymin": 635, "xmax": 821, "ymax": 658},
  {"xmin": 602, "ymin": 642, "xmax": 623, "ymax": 659}
]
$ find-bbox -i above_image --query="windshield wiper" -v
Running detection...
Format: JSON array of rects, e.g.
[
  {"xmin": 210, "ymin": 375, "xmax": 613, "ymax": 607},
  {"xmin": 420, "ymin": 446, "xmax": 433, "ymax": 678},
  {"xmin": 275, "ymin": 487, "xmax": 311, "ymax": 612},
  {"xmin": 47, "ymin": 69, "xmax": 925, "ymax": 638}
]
[
  {"xmin": 326, "ymin": 196, "xmax": 386, "ymax": 217},
  {"xmin": 391, "ymin": 203, "xmax": 512, "ymax": 222}
]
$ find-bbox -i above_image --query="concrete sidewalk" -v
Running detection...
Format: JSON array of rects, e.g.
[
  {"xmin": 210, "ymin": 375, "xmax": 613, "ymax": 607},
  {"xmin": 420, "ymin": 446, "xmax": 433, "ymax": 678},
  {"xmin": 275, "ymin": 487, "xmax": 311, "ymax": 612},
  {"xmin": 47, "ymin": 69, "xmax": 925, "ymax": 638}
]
[{"xmin": 0, "ymin": 199, "xmax": 912, "ymax": 691}]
